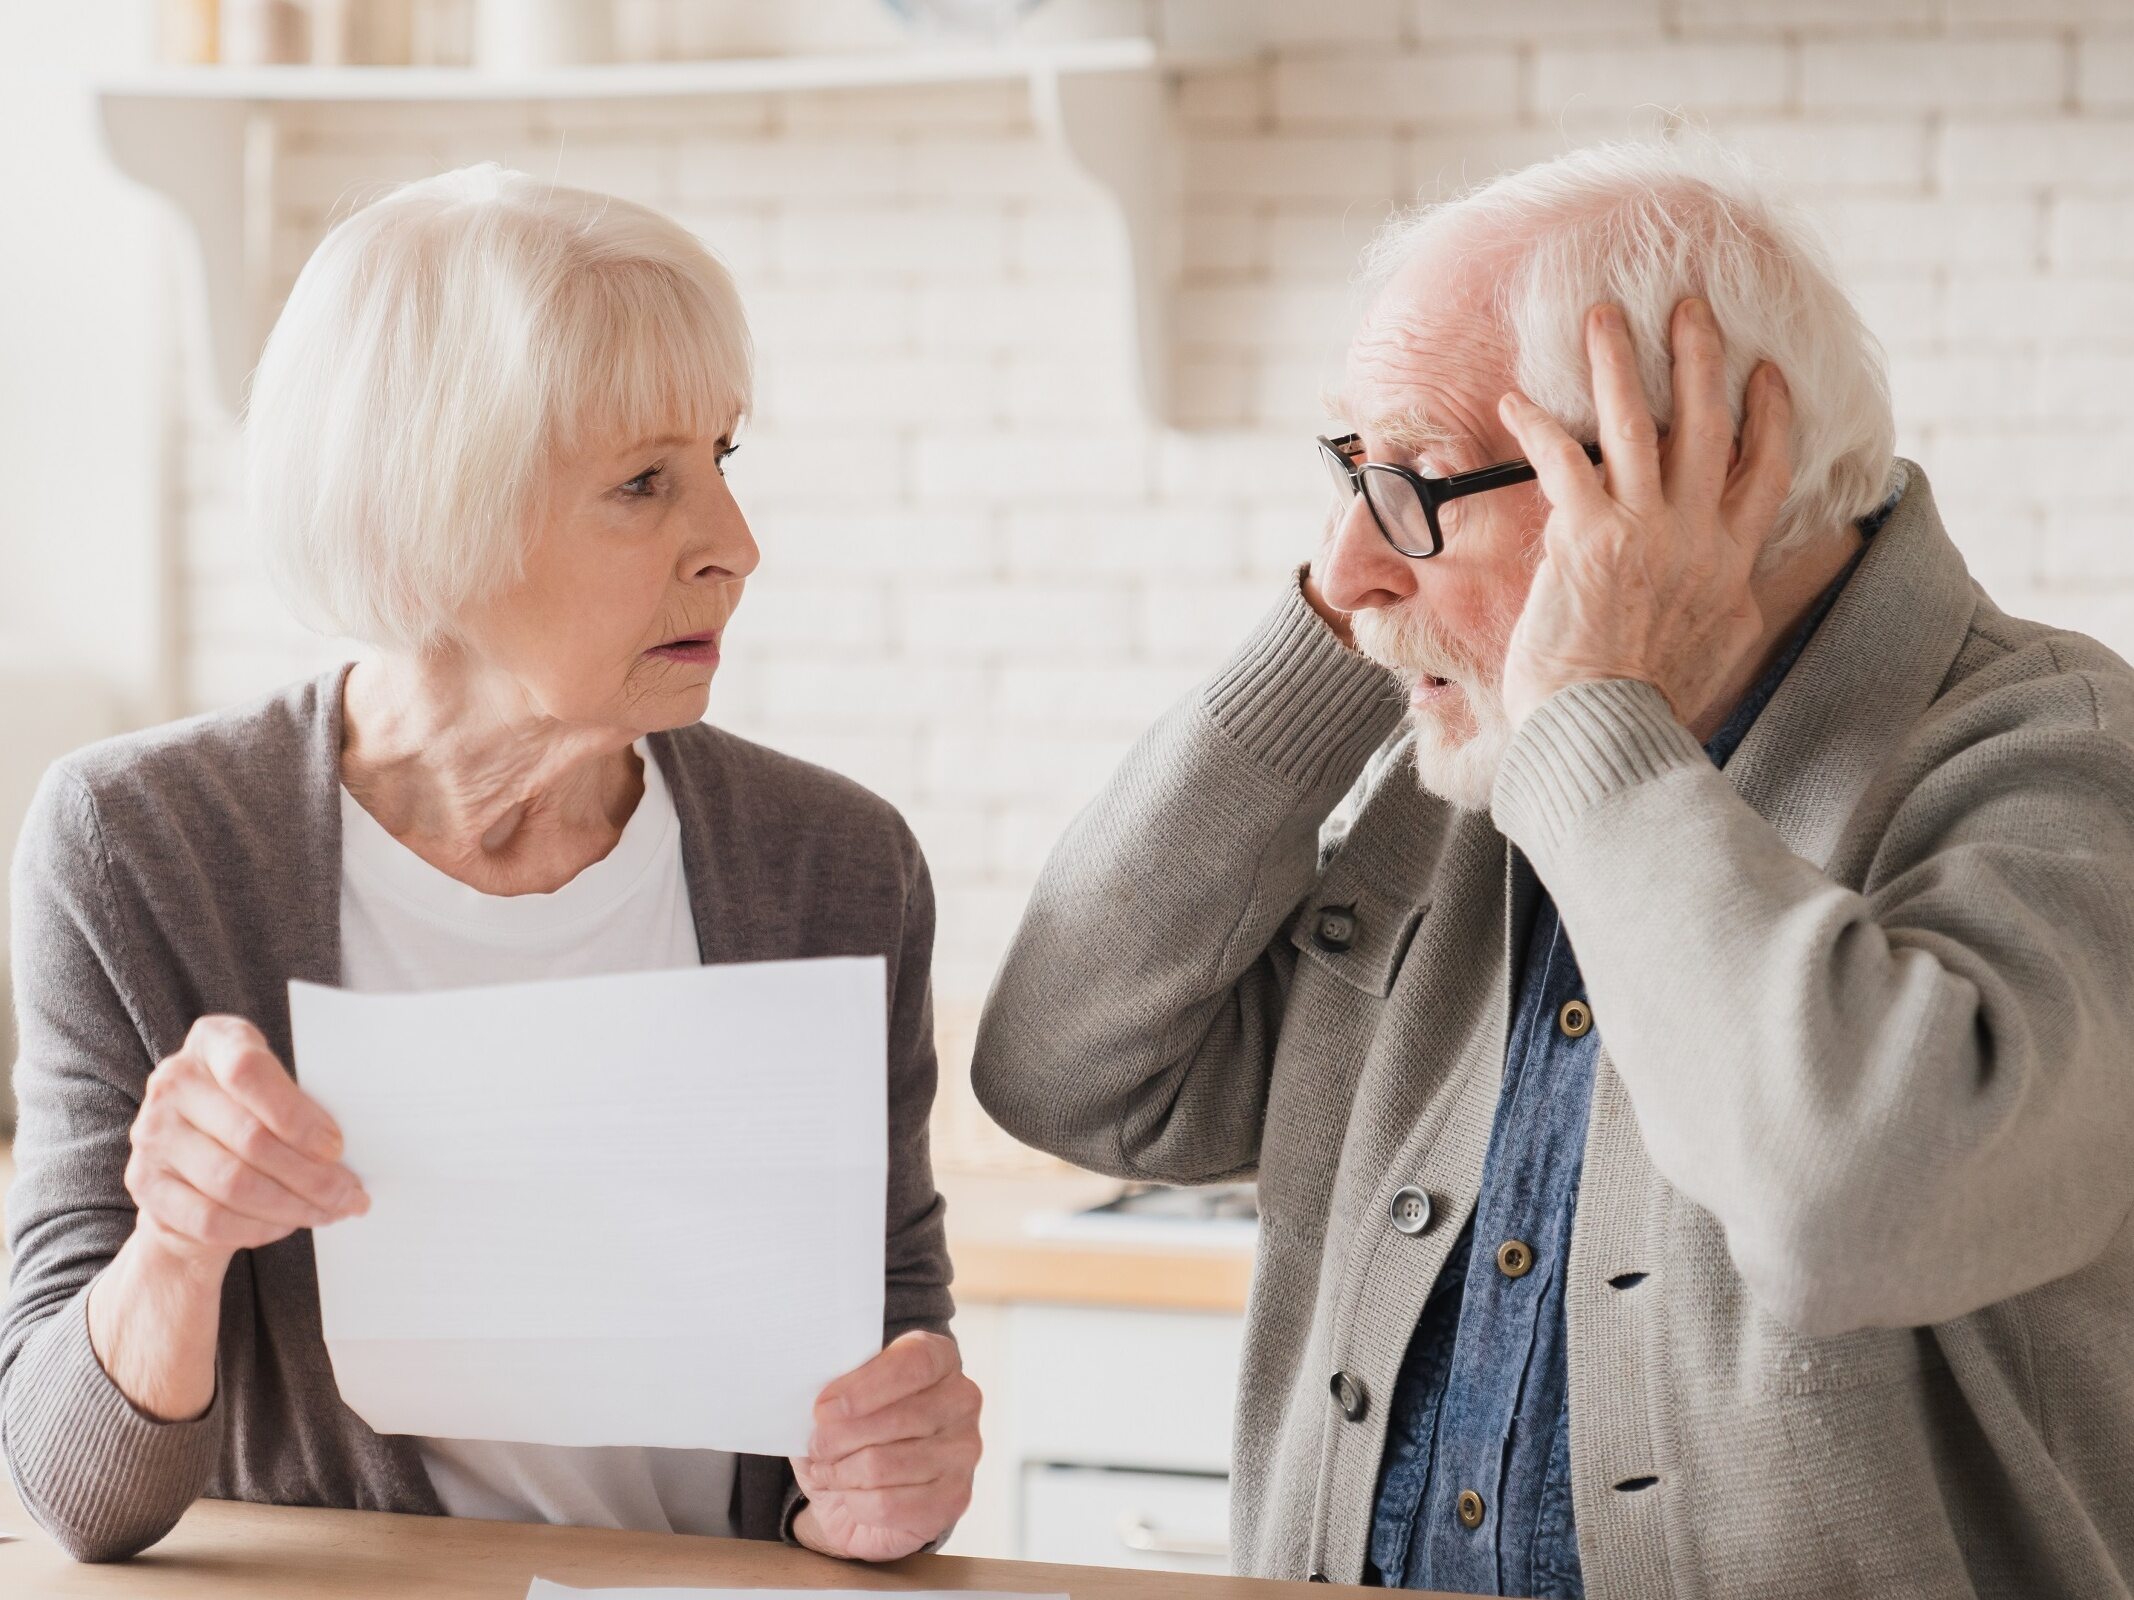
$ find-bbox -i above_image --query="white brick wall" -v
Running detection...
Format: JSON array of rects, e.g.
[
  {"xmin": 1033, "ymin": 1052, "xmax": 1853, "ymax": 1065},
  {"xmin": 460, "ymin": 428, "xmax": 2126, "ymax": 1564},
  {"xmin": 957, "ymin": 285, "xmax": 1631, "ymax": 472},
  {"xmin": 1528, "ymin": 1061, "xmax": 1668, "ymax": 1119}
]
[{"xmin": 171, "ymin": 0, "xmax": 2134, "ymax": 1165}]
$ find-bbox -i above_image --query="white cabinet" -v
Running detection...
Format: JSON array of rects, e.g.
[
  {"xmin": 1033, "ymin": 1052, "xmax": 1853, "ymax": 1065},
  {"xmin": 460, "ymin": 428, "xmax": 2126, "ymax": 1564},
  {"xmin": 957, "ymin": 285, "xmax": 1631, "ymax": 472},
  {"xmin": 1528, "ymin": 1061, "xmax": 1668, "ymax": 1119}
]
[
  {"xmin": 1022, "ymin": 1464, "xmax": 1232, "ymax": 1575},
  {"xmin": 981, "ymin": 1302, "xmax": 1243, "ymax": 1571},
  {"xmin": 1007, "ymin": 1304, "xmax": 1241, "ymax": 1474}
]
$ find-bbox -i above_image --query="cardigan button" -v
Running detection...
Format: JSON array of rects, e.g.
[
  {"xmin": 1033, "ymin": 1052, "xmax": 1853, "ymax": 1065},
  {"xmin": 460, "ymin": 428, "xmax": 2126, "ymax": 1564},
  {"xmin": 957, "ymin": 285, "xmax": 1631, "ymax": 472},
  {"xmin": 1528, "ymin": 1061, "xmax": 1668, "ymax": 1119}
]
[
  {"xmin": 1312, "ymin": 906, "xmax": 1357, "ymax": 952},
  {"xmin": 1330, "ymin": 1370, "xmax": 1368, "ymax": 1421},
  {"xmin": 1390, "ymin": 1186, "xmax": 1434, "ymax": 1235}
]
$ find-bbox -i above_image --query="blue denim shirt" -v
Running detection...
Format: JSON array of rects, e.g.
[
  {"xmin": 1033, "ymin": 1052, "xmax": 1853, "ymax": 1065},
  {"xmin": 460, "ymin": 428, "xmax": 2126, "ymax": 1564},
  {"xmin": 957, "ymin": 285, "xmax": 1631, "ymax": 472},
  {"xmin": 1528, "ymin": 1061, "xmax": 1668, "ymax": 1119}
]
[{"xmin": 1365, "ymin": 483, "xmax": 1899, "ymax": 1596}]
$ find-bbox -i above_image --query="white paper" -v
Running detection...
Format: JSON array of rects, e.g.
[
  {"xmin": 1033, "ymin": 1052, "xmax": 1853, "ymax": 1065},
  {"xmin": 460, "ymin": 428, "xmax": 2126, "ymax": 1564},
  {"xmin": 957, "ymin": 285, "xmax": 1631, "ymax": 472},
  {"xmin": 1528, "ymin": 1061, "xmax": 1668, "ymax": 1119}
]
[
  {"xmin": 288, "ymin": 957, "xmax": 887, "ymax": 1458},
  {"xmin": 529, "ymin": 1587, "xmax": 1062, "ymax": 1599}
]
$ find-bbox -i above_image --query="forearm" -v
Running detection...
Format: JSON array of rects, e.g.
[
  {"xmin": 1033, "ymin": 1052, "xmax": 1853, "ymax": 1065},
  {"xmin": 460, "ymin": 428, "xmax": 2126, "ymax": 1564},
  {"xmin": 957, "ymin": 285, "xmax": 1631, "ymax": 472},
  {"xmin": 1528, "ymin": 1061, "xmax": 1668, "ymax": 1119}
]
[
  {"xmin": 1494, "ymin": 678, "xmax": 2134, "ymax": 1330},
  {"xmin": 86, "ymin": 1226, "xmax": 228, "ymax": 1423},
  {"xmin": 2, "ymin": 1259, "xmax": 226, "ymax": 1561},
  {"xmin": 972, "ymin": 575, "xmax": 1403, "ymax": 1178}
]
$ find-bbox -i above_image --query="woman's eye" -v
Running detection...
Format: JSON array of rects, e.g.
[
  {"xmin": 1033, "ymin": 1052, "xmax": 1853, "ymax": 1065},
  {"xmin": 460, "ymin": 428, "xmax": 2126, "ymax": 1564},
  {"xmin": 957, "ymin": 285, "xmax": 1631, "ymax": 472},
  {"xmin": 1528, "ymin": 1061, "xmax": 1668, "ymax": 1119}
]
[
  {"xmin": 620, "ymin": 466, "xmax": 662, "ymax": 497},
  {"xmin": 716, "ymin": 445, "xmax": 739, "ymax": 478}
]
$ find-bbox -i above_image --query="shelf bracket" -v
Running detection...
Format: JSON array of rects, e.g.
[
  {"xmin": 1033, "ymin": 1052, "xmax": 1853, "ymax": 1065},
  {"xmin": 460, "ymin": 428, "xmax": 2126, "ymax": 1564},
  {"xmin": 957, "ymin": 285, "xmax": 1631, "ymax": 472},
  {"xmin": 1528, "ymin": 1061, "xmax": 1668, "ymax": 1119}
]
[
  {"xmin": 100, "ymin": 94, "xmax": 279, "ymax": 416},
  {"xmin": 1028, "ymin": 63, "xmax": 1175, "ymax": 422}
]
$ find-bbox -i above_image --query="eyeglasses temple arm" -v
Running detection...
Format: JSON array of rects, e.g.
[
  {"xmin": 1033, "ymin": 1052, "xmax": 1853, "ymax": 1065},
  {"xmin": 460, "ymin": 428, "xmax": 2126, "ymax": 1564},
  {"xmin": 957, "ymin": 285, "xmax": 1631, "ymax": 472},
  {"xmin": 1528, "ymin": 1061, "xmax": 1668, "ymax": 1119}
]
[{"xmin": 1438, "ymin": 441, "xmax": 1605, "ymax": 499}]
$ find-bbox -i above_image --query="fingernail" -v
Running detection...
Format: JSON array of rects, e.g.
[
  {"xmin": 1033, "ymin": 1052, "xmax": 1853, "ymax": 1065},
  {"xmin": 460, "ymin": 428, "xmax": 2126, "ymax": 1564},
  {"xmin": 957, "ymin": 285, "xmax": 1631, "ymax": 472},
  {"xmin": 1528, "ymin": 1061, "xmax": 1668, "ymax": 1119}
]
[
  {"xmin": 1597, "ymin": 304, "xmax": 1625, "ymax": 331},
  {"xmin": 1768, "ymin": 365, "xmax": 1789, "ymax": 396}
]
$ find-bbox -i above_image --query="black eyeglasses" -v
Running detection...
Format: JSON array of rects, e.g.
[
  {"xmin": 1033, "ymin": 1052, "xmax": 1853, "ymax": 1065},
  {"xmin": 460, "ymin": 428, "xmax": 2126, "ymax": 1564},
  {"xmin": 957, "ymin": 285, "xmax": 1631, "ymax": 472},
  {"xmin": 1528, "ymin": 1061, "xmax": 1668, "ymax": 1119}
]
[{"xmin": 1317, "ymin": 432, "xmax": 1606, "ymax": 559}]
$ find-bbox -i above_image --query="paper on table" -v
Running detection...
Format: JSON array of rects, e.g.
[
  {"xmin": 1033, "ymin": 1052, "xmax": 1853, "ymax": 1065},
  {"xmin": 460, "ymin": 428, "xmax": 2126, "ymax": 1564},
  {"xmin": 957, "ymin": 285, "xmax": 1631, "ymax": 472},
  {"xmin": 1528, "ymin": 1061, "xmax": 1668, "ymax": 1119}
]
[
  {"xmin": 528, "ymin": 1587, "xmax": 1064, "ymax": 1599},
  {"xmin": 288, "ymin": 957, "xmax": 887, "ymax": 1459}
]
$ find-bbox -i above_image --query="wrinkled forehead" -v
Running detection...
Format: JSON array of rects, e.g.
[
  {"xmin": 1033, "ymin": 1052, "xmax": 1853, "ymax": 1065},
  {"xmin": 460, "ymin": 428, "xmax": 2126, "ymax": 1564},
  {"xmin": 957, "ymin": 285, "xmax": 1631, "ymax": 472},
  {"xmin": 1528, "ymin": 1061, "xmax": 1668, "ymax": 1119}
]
[{"xmin": 1337, "ymin": 230, "xmax": 1516, "ymax": 451}]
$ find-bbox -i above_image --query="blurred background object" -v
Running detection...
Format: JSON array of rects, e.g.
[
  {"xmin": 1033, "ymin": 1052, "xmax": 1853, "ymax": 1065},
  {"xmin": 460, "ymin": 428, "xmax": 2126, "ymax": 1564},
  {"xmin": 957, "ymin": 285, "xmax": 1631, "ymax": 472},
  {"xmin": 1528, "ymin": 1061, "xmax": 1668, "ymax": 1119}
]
[
  {"xmin": 5, "ymin": 0, "xmax": 2134, "ymax": 1570},
  {"xmin": 880, "ymin": 0, "xmax": 1049, "ymax": 43},
  {"xmin": 474, "ymin": 0, "xmax": 610, "ymax": 70},
  {"xmin": 221, "ymin": 0, "xmax": 309, "ymax": 64}
]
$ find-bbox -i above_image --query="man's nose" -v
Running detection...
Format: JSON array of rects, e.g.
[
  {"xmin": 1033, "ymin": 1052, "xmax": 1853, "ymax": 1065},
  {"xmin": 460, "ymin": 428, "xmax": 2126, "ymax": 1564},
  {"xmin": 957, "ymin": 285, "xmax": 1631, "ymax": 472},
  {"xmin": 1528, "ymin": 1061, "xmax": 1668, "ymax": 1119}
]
[{"xmin": 1318, "ymin": 491, "xmax": 1420, "ymax": 615}]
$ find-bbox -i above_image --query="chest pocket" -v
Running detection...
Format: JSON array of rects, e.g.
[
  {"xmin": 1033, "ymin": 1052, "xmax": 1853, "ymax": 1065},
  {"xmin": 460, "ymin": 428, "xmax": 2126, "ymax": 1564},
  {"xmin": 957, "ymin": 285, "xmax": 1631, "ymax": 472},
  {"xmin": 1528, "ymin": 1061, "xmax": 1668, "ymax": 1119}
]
[{"xmin": 1286, "ymin": 879, "xmax": 1430, "ymax": 998}]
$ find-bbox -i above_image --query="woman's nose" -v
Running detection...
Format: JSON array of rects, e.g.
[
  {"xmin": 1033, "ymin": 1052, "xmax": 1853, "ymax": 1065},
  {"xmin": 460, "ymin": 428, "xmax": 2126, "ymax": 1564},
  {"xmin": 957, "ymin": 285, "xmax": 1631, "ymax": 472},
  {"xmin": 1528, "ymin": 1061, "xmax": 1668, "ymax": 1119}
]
[{"xmin": 691, "ymin": 500, "xmax": 760, "ymax": 583}]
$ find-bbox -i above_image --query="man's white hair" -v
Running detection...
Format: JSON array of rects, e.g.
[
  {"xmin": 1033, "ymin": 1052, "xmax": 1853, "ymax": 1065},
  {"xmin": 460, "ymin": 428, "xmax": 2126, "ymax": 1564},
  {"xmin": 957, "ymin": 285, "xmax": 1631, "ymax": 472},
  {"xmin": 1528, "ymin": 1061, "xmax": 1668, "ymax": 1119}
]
[
  {"xmin": 246, "ymin": 163, "xmax": 752, "ymax": 653},
  {"xmin": 1360, "ymin": 137, "xmax": 1896, "ymax": 562}
]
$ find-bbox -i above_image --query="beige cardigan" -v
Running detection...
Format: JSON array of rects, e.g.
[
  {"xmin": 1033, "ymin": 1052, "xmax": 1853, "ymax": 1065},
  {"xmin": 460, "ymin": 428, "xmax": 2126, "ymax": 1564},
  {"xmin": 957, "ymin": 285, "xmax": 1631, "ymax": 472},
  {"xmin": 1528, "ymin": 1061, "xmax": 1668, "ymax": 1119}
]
[{"xmin": 974, "ymin": 464, "xmax": 2134, "ymax": 1597}]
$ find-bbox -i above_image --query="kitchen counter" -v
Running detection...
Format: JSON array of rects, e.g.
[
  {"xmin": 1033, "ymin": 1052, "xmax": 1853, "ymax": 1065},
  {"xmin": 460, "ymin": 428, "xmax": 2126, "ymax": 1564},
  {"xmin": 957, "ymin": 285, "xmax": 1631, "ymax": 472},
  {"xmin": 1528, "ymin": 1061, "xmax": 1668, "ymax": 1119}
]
[{"xmin": 939, "ymin": 1169, "xmax": 1254, "ymax": 1315}]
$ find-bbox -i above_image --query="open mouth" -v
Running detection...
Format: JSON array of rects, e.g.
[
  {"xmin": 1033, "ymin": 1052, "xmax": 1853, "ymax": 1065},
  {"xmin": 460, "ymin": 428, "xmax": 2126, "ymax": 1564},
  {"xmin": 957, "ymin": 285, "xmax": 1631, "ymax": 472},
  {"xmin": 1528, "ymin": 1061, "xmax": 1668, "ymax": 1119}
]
[{"xmin": 1411, "ymin": 673, "xmax": 1456, "ymax": 706}]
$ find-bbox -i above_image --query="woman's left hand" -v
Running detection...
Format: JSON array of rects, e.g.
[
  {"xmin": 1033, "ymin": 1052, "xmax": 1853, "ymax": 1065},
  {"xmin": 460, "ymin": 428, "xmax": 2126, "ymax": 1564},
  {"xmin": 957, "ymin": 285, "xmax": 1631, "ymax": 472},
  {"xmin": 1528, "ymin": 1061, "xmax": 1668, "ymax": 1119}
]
[{"xmin": 790, "ymin": 1330, "xmax": 983, "ymax": 1562}]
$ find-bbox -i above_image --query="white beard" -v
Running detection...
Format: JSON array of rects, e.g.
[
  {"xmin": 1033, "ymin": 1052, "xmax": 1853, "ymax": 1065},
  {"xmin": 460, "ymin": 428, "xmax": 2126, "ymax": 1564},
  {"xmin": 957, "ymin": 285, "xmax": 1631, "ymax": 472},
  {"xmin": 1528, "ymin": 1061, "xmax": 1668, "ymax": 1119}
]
[
  {"xmin": 1351, "ymin": 602, "xmax": 1517, "ymax": 812},
  {"xmin": 1406, "ymin": 680, "xmax": 1515, "ymax": 810}
]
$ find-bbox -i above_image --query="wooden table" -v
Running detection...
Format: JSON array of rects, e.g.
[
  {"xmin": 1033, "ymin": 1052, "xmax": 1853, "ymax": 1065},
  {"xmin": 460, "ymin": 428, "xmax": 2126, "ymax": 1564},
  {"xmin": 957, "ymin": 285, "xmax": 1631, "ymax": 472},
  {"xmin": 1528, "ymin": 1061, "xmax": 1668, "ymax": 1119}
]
[{"xmin": 0, "ymin": 1482, "xmax": 1396, "ymax": 1599}]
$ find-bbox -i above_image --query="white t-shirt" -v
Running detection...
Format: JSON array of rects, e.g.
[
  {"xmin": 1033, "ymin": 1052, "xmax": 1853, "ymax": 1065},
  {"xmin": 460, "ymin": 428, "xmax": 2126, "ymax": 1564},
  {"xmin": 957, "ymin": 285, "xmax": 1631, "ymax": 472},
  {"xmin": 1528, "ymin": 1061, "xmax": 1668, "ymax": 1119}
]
[{"xmin": 336, "ymin": 741, "xmax": 737, "ymax": 1537}]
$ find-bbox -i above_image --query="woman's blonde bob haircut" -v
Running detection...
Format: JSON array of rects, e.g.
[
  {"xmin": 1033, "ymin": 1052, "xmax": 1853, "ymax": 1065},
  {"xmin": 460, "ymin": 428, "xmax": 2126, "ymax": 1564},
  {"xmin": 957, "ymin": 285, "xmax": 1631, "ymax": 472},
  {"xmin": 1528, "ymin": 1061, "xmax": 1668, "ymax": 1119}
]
[{"xmin": 246, "ymin": 163, "xmax": 752, "ymax": 653}]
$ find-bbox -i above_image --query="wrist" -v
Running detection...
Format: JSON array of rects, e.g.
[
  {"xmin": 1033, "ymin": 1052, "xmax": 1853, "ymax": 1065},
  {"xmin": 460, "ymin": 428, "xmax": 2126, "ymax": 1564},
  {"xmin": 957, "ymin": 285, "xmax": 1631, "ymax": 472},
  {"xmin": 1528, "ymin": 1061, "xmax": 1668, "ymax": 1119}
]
[
  {"xmin": 124, "ymin": 1215, "xmax": 235, "ymax": 1289},
  {"xmin": 88, "ymin": 1224, "xmax": 231, "ymax": 1423}
]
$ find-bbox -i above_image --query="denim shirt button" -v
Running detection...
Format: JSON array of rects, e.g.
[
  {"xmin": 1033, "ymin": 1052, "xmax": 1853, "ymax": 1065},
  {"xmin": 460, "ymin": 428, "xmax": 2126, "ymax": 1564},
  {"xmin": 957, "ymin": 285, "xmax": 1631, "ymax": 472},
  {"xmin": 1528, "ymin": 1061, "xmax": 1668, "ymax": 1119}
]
[
  {"xmin": 1456, "ymin": 1488, "xmax": 1487, "ymax": 1529},
  {"xmin": 1390, "ymin": 1185, "xmax": 1434, "ymax": 1235},
  {"xmin": 1496, "ymin": 1238, "xmax": 1536, "ymax": 1278}
]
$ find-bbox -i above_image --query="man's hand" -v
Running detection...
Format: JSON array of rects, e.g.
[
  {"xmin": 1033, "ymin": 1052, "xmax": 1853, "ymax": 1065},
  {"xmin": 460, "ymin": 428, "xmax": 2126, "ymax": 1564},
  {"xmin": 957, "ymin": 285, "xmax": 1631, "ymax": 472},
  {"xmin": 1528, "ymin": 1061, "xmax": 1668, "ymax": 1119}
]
[
  {"xmin": 790, "ymin": 1330, "xmax": 981, "ymax": 1563},
  {"xmin": 1495, "ymin": 296, "xmax": 1794, "ymax": 731}
]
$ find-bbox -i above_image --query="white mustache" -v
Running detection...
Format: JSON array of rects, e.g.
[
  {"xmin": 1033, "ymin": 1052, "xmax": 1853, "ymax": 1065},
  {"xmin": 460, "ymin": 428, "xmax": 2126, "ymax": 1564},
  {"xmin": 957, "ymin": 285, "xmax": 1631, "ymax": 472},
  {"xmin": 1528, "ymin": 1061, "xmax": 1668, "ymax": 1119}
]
[{"xmin": 1350, "ymin": 604, "xmax": 1501, "ymax": 689}]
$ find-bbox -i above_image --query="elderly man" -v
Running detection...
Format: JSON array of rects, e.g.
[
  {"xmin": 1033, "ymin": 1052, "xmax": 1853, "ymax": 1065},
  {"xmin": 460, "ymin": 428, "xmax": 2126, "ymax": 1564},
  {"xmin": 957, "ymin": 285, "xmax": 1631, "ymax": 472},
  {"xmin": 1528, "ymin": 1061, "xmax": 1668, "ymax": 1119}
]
[{"xmin": 971, "ymin": 140, "xmax": 2134, "ymax": 1598}]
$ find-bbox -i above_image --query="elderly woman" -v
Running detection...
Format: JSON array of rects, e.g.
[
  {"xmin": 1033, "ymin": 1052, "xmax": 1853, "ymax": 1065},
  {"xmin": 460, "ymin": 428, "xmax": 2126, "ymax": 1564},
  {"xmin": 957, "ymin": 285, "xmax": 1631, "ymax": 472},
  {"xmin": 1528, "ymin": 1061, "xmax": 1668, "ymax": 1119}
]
[{"xmin": 1, "ymin": 165, "xmax": 976, "ymax": 1564}]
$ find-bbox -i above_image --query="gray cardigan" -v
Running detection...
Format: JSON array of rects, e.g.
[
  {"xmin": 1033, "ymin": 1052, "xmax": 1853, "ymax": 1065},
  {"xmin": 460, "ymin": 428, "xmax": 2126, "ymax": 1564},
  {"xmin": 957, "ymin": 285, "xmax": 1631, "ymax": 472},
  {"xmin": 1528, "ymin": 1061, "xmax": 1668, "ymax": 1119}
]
[
  {"xmin": 973, "ymin": 463, "xmax": 2134, "ymax": 1596},
  {"xmin": 1, "ymin": 670, "xmax": 955, "ymax": 1561}
]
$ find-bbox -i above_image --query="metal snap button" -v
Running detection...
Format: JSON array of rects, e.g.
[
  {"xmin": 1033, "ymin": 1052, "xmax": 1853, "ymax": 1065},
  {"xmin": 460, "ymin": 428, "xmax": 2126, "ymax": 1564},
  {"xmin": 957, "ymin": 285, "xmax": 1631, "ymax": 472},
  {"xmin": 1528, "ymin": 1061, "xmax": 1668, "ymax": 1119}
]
[
  {"xmin": 1390, "ymin": 1185, "xmax": 1433, "ymax": 1236},
  {"xmin": 1456, "ymin": 1488, "xmax": 1485, "ymax": 1529},
  {"xmin": 1558, "ymin": 998, "xmax": 1593, "ymax": 1038},
  {"xmin": 1496, "ymin": 1238, "xmax": 1535, "ymax": 1279},
  {"xmin": 1329, "ymin": 1370, "xmax": 1368, "ymax": 1421}
]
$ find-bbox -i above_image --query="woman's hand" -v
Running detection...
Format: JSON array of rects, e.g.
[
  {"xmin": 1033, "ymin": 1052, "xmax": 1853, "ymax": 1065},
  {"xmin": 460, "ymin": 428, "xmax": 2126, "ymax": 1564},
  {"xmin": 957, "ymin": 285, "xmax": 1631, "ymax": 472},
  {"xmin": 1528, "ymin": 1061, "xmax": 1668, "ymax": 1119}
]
[
  {"xmin": 88, "ymin": 1015, "xmax": 368, "ymax": 1422},
  {"xmin": 789, "ymin": 1330, "xmax": 982, "ymax": 1563},
  {"xmin": 125, "ymin": 1014, "xmax": 369, "ymax": 1269},
  {"xmin": 1495, "ymin": 297, "xmax": 1795, "ymax": 733}
]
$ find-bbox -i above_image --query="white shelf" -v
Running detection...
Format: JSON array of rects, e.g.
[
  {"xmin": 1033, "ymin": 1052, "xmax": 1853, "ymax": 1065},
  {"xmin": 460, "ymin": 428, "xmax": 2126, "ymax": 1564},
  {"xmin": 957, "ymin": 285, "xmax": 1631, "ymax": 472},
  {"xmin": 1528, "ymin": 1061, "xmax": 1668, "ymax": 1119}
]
[
  {"xmin": 97, "ymin": 37, "xmax": 1187, "ymax": 100},
  {"xmin": 96, "ymin": 39, "xmax": 1238, "ymax": 418}
]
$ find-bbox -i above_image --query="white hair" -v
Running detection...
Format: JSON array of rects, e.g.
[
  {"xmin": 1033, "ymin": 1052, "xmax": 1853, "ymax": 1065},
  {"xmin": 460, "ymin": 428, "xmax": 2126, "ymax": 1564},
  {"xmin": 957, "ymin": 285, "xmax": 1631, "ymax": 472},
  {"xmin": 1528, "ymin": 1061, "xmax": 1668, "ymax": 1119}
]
[
  {"xmin": 1359, "ymin": 137, "xmax": 1896, "ymax": 563},
  {"xmin": 246, "ymin": 163, "xmax": 752, "ymax": 653}
]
